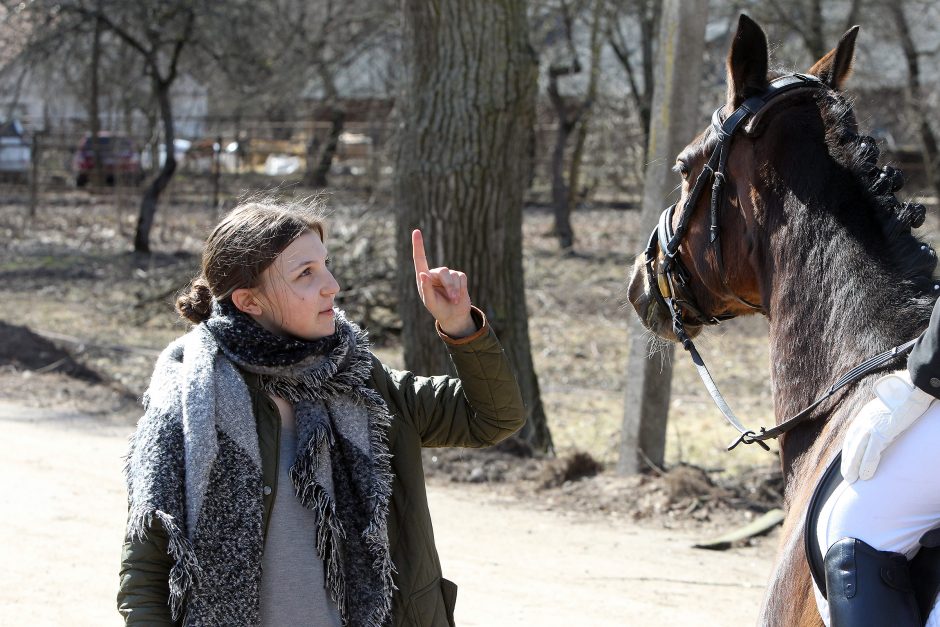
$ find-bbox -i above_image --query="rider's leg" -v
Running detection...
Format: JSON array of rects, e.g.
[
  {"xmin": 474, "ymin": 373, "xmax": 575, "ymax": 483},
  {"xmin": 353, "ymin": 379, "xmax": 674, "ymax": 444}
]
[
  {"xmin": 824, "ymin": 537, "xmax": 920, "ymax": 625},
  {"xmin": 814, "ymin": 403, "xmax": 940, "ymax": 625}
]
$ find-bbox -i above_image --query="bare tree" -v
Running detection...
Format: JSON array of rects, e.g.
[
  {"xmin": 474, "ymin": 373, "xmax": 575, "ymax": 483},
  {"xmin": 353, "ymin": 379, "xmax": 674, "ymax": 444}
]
[
  {"xmin": 396, "ymin": 0, "xmax": 553, "ymax": 453},
  {"xmin": 751, "ymin": 0, "xmax": 863, "ymax": 62},
  {"xmin": 202, "ymin": 0, "xmax": 397, "ymax": 188},
  {"xmin": 82, "ymin": 3, "xmax": 196, "ymax": 253},
  {"xmin": 885, "ymin": 1, "xmax": 940, "ymax": 201},
  {"xmin": 606, "ymin": 0, "xmax": 661, "ymax": 155},
  {"xmin": 536, "ymin": 0, "xmax": 604, "ymax": 251},
  {"xmin": 566, "ymin": 0, "xmax": 603, "ymax": 228}
]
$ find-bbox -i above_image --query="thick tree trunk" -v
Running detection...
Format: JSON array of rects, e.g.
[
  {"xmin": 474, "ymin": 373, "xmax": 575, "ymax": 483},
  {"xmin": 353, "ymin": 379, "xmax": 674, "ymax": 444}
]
[
  {"xmin": 134, "ymin": 81, "xmax": 176, "ymax": 253},
  {"xmin": 396, "ymin": 0, "xmax": 552, "ymax": 453}
]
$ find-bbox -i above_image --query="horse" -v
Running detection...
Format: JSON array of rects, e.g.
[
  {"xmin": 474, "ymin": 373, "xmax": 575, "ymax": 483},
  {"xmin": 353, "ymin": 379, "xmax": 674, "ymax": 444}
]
[{"xmin": 627, "ymin": 15, "xmax": 938, "ymax": 627}]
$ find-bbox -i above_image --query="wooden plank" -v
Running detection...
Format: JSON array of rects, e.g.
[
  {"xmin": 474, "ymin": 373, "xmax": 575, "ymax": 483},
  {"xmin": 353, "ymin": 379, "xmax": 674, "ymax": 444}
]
[{"xmin": 693, "ymin": 508, "xmax": 785, "ymax": 551}]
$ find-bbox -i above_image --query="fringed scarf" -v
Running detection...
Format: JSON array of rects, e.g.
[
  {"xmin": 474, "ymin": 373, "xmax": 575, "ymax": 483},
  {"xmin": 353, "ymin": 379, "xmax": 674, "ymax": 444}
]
[{"xmin": 124, "ymin": 301, "xmax": 395, "ymax": 626}]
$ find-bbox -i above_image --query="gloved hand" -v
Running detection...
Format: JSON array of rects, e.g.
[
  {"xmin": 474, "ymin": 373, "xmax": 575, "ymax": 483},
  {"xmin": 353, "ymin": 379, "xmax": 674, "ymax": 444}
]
[{"xmin": 841, "ymin": 370, "xmax": 936, "ymax": 483}]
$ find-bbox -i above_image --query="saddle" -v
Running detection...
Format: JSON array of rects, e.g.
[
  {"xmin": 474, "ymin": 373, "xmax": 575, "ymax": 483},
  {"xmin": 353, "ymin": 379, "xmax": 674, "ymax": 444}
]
[{"xmin": 805, "ymin": 452, "xmax": 940, "ymax": 620}]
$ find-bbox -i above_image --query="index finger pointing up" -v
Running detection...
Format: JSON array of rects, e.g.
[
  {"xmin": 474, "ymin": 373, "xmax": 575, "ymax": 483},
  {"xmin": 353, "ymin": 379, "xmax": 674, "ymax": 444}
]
[{"xmin": 412, "ymin": 229, "xmax": 430, "ymax": 280}]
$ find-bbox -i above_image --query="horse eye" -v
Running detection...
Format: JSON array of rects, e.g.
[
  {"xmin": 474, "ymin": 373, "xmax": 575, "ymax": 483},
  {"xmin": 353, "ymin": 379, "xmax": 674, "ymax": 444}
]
[{"xmin": 677, "ymin": 161, "xmax": 690, "ymax": 179}]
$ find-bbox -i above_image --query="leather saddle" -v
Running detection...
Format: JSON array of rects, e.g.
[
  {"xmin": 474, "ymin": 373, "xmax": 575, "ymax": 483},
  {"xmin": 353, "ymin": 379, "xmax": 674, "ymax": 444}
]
[{"xmin": 804, "ymin": 452, "xmax": 940, "ymax": 621}]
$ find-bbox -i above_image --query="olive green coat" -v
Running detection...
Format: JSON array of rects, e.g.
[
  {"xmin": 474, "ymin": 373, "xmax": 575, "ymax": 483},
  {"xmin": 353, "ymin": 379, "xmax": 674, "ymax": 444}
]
[{"xmin": 117, "ymin": 312, "xmax": 525, "ymax": 626}]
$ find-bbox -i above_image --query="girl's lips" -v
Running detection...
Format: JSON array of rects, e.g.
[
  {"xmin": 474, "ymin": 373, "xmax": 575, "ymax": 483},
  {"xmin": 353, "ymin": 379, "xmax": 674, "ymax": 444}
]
[{"xmin": 320, "ymin": 308, "xmax": 335, "ymax": 316}]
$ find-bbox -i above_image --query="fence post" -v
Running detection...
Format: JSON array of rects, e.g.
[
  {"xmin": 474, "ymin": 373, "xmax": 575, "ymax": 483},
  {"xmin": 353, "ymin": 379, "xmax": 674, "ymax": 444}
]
[
  {"xmin": 212, "ymin": 135, "xmax": 221, "ymax": 215},
  {"xmin": 29, "ymin": 132, "xmax": 40, "ymax": 219}
]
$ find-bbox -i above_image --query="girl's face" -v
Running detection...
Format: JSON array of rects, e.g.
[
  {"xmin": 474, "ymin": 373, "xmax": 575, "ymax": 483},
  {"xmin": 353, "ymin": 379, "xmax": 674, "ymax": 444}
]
[{"xmin": 251, "ymin": 230, "xmax": 341, "ymax": 340}]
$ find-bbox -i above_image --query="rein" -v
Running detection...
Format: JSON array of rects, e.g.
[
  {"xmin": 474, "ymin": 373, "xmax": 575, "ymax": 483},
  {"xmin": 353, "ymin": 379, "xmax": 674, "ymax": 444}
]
[{"xmin": 644, "ymin": 73, "xmax": 918, "ymax": 451}]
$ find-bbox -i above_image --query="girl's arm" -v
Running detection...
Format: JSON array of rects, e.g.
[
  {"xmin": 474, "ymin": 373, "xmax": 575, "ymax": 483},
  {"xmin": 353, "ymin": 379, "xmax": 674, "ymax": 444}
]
[
  {"xmin": 117, "ymin": 519, "xmax": 175, "ymax": 625},
  {"xmin": 376, "ymin": 306, "xmax": 525, "ymax": 447}
]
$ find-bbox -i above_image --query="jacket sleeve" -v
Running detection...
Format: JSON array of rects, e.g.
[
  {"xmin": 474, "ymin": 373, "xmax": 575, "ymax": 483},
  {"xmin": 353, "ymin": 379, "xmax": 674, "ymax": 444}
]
[
  {"xmin": 117, "ymin": 517, "xmax": 176, "ymax": 625},
  {"xmin": 378, "ymin": 306, "xmax": 526, "ymax": 447},
  {"xmin": 909, "ymin": 297, "xmax": 940, "ymax": 398}
]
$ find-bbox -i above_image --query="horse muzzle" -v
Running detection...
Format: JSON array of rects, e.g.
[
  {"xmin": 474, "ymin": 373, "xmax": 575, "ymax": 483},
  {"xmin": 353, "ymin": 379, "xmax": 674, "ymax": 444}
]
[{"xmin": 628, "ymin": 254, "xmax": 703, "ymax": 342}]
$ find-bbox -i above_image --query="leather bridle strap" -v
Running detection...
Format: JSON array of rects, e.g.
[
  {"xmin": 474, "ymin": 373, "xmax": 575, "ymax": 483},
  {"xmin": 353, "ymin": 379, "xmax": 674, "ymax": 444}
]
[{"xmin": 727, "ymin": 339, "xmax": 917, "ymax": 449}]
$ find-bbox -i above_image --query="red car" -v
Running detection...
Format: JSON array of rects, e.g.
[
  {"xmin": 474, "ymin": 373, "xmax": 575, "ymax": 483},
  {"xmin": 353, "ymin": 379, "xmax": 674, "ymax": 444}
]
[{"xmin": 72, "ymin": 133, "xmax": 145, "ymax": 186}]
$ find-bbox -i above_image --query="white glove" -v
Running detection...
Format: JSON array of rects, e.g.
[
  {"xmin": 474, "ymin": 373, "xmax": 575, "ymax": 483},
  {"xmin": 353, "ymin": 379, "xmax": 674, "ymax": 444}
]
[{"xmin": 841, "ymin": 370, "xmax": 936, "ymax": 483}]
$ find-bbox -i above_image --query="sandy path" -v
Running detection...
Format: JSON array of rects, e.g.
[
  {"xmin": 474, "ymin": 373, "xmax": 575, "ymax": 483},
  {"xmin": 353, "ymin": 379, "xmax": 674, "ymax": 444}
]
[{"xmin": 0, "ymin": 401, "xmax": 772, "ymax": 626}]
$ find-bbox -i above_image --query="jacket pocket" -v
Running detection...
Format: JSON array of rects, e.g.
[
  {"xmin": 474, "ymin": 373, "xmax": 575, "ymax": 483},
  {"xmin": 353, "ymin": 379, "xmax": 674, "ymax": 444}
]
[{"xmin": 407, "ymin": 577, "xmax": 458, "ymax": 627}]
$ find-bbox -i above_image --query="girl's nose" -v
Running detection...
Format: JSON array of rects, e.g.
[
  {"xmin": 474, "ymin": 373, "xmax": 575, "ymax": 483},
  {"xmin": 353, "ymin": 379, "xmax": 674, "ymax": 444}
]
[{"xmin": 324, "ymin": 271, "xmax": 340, "ymax": 296}]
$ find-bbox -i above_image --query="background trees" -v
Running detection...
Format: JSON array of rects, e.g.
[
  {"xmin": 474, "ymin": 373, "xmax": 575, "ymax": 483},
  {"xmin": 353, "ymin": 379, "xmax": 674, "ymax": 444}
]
[{"xmin": 3, "ymin": 0, "xmax": 939, "ymax": 465}]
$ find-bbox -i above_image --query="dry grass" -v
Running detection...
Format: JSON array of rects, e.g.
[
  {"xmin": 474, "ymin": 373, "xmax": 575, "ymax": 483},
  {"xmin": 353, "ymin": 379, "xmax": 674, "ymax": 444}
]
[{"xmin": 0, "ymin": 188, "xmax": 780, "ymax": 478}]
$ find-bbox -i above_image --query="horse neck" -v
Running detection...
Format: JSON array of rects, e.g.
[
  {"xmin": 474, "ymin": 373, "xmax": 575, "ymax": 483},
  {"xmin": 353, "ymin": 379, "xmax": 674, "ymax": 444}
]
[{"xmin": 760, "ymin": 192, "xmax": 929, "ymax": 464}]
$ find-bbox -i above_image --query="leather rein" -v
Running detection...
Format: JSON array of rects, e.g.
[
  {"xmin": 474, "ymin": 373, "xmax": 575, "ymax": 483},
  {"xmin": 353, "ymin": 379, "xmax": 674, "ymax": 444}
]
[{"xmin": 644, "ymin": 73, "xmax": 917, "ymax": 451}]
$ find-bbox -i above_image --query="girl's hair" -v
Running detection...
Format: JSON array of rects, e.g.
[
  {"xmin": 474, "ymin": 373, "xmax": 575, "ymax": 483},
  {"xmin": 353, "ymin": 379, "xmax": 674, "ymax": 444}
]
[{"xmin": 176, "ymin": 198, "xmax": 326, "ymax": 324}]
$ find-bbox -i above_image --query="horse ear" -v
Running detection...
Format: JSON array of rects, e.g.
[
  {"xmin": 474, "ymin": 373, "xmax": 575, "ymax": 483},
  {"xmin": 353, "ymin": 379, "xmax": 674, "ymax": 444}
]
[
  {"xmin": 726, "ymin": 14, "xmax": 769, "ymax": 109},
  {"xmin": 809, "ymin": 26, "xmax": 859, "ymax": 90}
]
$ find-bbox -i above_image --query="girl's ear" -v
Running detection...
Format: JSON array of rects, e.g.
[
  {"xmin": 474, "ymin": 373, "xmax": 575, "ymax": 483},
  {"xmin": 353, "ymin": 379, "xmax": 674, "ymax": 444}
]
[{"xmin": 231, "ymin": 288, "xmax": 263, "ymax": 316}]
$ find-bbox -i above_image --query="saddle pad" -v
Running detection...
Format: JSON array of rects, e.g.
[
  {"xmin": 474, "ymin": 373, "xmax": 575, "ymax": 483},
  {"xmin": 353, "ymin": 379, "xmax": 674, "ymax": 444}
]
[{"xmin": 804, "ymin": 452, "xmax": 844, "ymax": 598}]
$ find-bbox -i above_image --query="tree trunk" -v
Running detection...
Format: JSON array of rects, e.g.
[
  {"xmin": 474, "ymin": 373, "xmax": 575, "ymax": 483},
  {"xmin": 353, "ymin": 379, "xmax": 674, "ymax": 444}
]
[
  {"xmin": 89, "ymin": 13, "xmax": 104, "ymax": 187},
  {"xmin": 550, "ymin": 113, "xmax": 575, "ymax": 249},
  {"xmin": 134, "ymin": 80, "xmax": 177, "ymax": 253},
  {"xmin": 618, "ymin": 0, "xmax": 708, "ymax": 474},
  {"xmin": 308, "ymin": 105, "xmax": 346, "ymax": 188},
  {"xmin": 396, "ymin": 0, "xmax": 552, "ymax": 454}
]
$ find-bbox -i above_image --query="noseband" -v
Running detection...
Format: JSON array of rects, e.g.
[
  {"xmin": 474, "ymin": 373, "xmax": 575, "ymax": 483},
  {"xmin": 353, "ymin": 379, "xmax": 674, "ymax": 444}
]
[{"xmin": 643, "ymin": 73, "xmax": 917, "ymax": 450}]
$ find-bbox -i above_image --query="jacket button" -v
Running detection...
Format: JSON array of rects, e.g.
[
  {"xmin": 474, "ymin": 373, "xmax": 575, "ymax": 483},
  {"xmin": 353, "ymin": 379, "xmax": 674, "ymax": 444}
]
[
  {"xmin": 263, "ymin": 485, "xmax": 272, "ymax": 495},
  {"xmin": 930, "ymin": 378, "xmax": 940, "ymax": 389}
]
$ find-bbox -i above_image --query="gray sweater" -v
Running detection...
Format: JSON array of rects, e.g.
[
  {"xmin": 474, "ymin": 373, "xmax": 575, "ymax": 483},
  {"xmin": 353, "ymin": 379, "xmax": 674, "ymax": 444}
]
[{"xmin": 259, "ymin": 399, "xmax": 342, "ymax": 626}]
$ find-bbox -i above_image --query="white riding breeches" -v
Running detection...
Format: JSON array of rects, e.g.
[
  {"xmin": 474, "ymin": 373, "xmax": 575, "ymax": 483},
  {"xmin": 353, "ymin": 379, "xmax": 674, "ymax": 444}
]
[{"xmin": 813, "ymin": 403, "xmax": 940, "ymax": 625}]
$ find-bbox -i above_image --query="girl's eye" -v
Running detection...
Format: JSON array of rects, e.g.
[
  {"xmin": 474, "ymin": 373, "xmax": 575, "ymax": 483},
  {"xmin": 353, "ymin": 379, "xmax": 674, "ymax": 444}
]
[{"xmin": 299, "ymin": 267, "xmax": 311, "ymax": 277}]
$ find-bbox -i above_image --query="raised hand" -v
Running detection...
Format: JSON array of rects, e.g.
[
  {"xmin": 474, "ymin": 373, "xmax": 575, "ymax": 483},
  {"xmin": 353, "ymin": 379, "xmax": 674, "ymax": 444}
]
[{"xmin": 412, "ymin": 229, "xmax": 476, "ymax": 338}]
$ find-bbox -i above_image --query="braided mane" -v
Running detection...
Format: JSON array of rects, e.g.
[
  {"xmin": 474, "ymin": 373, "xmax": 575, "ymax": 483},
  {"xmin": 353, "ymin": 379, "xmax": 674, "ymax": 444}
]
[{"xmin": 819, "ymin": 90, "xmax": 939, "ymax": 295}]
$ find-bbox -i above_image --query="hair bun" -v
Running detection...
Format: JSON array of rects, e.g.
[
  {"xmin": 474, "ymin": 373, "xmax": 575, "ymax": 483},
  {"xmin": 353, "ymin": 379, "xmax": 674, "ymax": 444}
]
[{"xmin": 176, "ymin": 277, "xmax": 214, "ymax": 323}]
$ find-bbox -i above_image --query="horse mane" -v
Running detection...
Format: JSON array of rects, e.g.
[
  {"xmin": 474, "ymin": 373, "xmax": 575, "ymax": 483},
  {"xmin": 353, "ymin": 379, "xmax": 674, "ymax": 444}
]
[{"xmin": 817, "ymin": 88, "xmax": 939, "ymax": 296}]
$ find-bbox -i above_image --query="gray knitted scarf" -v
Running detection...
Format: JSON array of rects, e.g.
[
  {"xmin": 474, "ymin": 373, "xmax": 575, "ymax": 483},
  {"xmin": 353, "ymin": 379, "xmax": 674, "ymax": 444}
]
[{"xmin": 124, "ymin": 302, "xmax": 395, "ymax": 626}]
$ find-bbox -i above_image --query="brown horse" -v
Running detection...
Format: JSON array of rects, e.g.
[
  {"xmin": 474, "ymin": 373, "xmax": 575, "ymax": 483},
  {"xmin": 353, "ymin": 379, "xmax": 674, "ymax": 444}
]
[{"xmin": 628, "ymin": 15, "xmax": 938, "ymax": 627}]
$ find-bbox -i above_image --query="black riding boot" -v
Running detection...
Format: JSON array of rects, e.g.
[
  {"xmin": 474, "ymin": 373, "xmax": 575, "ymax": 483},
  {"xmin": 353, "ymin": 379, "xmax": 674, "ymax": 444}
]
[{"xmin": 824, "ymin": 537, "xmax": 921, "ymax": 626}]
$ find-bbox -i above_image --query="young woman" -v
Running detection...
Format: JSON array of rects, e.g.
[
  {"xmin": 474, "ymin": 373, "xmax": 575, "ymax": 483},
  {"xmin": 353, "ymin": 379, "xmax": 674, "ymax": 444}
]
[
  {"xmin": 816, "ymin": 298, "xmax": 940, "ymax": 626},
  {"xmin": 116, "ymin": 199, "xmax": 525, "ymax": 626}
]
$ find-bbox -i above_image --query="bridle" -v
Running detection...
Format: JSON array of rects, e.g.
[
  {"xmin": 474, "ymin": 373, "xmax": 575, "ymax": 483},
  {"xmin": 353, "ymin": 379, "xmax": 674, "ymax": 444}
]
[{"xmin": 644, "ymin": 73, "xmax": 917, "ymax": 450}]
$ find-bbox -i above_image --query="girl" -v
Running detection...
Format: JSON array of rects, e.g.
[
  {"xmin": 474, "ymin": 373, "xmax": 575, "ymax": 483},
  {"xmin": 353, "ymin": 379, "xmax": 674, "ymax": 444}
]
[{"xmin": 116, "ymin": 199, "xmax": 525, "ymax": 626}]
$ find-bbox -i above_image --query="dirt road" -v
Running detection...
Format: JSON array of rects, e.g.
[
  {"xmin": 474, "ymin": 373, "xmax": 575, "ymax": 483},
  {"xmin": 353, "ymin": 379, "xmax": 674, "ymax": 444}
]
[{"xmin": 0, "ymin": 401, "xmax": 772, "ymax": 626}]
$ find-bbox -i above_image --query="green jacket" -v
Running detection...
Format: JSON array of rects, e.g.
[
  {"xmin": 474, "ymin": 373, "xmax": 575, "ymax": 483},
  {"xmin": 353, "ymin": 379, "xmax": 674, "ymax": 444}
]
[{"xmin": 117, "ymin": 310, "xmax": 525, "ymax": 626}]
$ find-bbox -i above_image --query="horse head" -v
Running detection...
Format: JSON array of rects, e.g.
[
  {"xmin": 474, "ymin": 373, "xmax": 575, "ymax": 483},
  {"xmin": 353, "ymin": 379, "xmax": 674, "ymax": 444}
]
[
  {"xmin": 630, "ymin": 15, "xmax": 869, "ymax": 340},
  {"xmin": 628, "ymin": 14, "xmax": 936, "ymax": 446}
]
